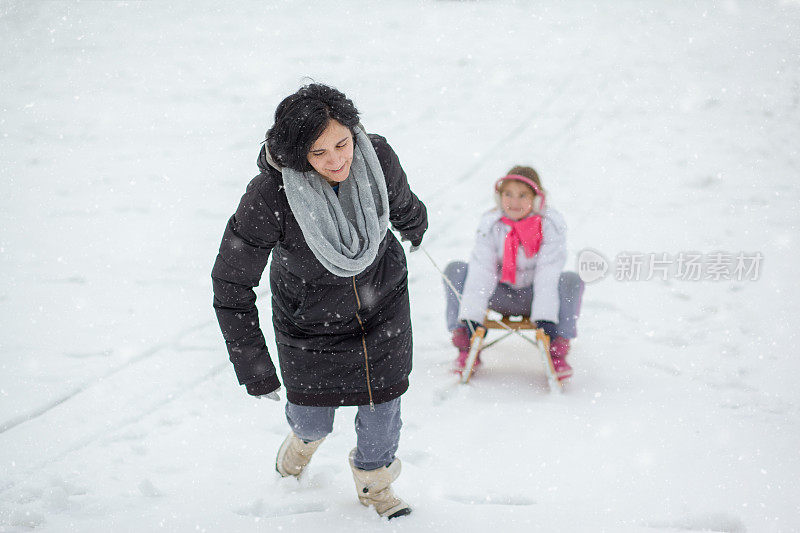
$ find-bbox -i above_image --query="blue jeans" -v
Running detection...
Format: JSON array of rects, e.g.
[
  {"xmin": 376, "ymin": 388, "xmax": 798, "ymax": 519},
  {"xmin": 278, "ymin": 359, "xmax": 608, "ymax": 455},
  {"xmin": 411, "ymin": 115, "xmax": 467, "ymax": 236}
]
[
  {"xmin": 285, "ymin": 398, "xmax": 402, "ymax": 471},
  {"xmin": 443, "ymin": 261, "xmax": 584, "ymax": 339}
]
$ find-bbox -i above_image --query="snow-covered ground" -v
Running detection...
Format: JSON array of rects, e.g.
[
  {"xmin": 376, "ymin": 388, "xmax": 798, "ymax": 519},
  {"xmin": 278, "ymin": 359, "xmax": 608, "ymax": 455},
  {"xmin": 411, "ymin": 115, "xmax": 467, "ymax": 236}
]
[{"xmin": 2, "ymin": 1, "xmax": 799, "ymax": 531}]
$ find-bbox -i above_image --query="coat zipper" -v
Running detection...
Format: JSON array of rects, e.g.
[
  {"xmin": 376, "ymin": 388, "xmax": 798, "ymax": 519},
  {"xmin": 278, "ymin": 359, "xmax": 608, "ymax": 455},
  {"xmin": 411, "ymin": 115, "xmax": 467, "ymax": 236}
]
[{"xmin": 351, "ymin": 276, "xmax": 375, "ymax": 411}]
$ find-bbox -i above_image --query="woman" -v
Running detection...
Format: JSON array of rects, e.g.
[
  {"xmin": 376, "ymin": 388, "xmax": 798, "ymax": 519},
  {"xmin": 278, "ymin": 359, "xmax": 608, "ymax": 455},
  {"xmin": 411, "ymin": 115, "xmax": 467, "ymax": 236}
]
[{"xmin": 211, "ymin": 83, "xmax": 426, "ymax": 519}]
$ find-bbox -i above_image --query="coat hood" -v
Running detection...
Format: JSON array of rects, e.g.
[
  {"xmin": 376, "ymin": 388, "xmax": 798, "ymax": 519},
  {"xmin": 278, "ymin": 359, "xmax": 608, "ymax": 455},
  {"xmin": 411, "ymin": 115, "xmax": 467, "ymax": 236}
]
[{"xmin": 257, "ymin": 144, "xmax": 282, "ymax": 174}]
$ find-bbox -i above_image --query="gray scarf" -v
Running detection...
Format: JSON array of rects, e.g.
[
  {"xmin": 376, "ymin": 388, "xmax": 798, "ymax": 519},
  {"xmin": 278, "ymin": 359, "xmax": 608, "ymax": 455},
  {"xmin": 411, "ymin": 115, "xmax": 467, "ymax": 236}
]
[{"xmin": 281, "ymin": 128, "xmax": 390, "ymax": 277}]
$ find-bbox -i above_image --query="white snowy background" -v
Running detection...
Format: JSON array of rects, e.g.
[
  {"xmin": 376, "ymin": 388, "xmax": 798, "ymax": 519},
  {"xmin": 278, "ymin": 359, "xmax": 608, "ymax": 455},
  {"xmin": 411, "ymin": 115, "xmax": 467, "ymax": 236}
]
[{"xmin": 2, "ymin": 1, "xmax": 799, "ymax": 531}]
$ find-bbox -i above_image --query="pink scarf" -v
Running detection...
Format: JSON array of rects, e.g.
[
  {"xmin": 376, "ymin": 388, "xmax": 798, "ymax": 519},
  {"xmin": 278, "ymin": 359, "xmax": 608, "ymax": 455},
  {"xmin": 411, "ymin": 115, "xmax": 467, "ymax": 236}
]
[{"xmin": 500, "ymin": 216, "xmax": 543, "ymax": 284}]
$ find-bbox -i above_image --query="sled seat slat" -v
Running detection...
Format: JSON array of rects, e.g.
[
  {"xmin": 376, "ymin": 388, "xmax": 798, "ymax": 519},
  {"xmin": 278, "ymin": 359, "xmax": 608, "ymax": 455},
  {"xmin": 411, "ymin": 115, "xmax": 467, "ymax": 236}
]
[{"xmin": 483, "ymin": 315, "xmax": 538, "ymax": 330}]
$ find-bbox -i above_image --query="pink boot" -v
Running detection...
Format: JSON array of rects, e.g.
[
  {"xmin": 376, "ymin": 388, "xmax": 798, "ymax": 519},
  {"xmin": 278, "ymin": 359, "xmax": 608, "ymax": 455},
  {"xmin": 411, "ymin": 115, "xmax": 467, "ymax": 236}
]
[
  {"xmin": 451, "ymin": 328, "xmax": 481, "ymax": 373},
  {"xmin": 549, "ymin": 337, "xmax": 573, "ymax": 381}
]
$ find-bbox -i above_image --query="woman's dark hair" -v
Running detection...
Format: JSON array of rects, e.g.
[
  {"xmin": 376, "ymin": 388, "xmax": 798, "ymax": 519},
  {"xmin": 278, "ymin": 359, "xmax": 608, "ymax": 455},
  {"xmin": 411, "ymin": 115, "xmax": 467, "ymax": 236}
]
[{"xmin": 266, "ymin": 83, "xmax": 360, "ymax": 171}]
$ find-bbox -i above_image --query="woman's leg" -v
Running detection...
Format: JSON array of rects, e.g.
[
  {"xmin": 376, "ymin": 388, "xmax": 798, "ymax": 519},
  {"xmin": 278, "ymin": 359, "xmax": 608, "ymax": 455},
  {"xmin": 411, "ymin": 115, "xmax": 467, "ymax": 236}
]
[
  {"xmin": 352, "ymin": 398, "xmax": 402, "ymax": 471},
  {"xmin": 555, "ymin": 272, "xmax": 585, "ymax": 339},
  {"xmin": 285, "ymin": 402, "xmax": 336, "ymax": 442},
  {"xmin": 277, "ymin": 402, "xmax": 335, "ymax": 477},
  {"xmin": 348, "ymin": 398, "xmax": 409, "ymax": 518},
  {"xmin": 443, "ymin": 261, "xmax": 468, "ymax": 332}
]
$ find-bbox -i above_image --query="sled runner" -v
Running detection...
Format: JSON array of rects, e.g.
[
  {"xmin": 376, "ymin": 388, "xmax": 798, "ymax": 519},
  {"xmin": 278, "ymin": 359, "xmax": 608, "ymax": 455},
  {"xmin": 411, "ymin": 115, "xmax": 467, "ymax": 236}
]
[{"xmin": 460, "ymin": 314, "xmax": 563, "ymax": 393}]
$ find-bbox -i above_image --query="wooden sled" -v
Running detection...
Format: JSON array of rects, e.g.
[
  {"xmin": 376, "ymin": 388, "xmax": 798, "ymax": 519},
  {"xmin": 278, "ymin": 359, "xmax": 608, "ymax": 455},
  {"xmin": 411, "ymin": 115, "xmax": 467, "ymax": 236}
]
[{"xmin": 460, "ymin": 313, "xmax": 562, "ymax": 393}]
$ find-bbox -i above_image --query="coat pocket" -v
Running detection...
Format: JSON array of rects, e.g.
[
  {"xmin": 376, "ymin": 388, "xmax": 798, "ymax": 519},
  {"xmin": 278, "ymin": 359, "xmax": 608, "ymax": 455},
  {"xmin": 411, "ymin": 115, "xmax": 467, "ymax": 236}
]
[{"xmin": 272, "ymin": 273, "xmax": 308, "ymax": 316}]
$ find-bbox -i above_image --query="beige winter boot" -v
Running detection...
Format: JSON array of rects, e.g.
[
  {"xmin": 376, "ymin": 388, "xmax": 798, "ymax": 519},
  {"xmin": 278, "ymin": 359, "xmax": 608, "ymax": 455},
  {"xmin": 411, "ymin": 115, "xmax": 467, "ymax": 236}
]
[
  {"xmin": 348, "ymin": 448, "xmax": 411, "ymax": 519},
  {"xmin": 275, "ymin": 433, "xmax": 325, "ymax": 477}
]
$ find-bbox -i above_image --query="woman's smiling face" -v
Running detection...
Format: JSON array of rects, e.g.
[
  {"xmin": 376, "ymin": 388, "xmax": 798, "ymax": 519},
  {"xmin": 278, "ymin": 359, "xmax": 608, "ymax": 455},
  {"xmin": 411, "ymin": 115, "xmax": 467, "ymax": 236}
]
[{"xmin": 307, "ymin": 120, "xmax": 354, "ymax": 184}]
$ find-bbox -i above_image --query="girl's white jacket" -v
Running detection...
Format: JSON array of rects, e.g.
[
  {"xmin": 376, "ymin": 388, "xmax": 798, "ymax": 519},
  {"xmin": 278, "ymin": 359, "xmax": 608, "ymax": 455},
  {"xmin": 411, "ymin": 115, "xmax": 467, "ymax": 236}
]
[{"xmin": 458, "ymin": 207, "xmax": 567, "ymax": 325}]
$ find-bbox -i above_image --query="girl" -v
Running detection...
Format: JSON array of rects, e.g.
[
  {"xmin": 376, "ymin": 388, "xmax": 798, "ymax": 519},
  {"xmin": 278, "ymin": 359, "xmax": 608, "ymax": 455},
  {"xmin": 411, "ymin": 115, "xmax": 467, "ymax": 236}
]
[
  {"xmin": 212, "ymin": 84, "xmax": 427, "ymax": 519},
  {"xmin": 443, "ymin": 166, "xmax": 583, "ymax": 380}
]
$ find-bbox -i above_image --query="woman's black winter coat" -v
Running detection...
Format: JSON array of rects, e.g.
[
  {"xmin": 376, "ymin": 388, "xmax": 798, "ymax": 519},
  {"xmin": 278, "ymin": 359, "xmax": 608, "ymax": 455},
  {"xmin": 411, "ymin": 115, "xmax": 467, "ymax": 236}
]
[{"xmin": 212, "ymin": 135, "xmax": 427, "ymax": 406}]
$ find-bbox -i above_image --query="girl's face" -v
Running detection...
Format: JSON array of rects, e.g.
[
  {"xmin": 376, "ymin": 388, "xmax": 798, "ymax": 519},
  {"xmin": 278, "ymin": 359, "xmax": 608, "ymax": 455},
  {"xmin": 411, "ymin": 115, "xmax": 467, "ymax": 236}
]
[
  {"xmin": 500, "ymin": 180, "xmax": 537, "ymax": 220},
  {"xmin": 307, "ymin": 120, "xmax": 354, "ymax": 184}
]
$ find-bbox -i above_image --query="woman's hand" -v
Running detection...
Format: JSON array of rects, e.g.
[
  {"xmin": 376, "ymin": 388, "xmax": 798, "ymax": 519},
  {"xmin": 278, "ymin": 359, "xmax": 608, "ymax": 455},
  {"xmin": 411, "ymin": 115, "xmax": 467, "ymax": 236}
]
[
  {"xmin": 401, "ymin": 236, "xmax": 422, "ymax": 253},
  {"xmin": 258, "ymin": 389, "xmax": 281, "ymax": 402},
  {"xmin": 246, "ymin": 377, "xmax": 282, "ymax": 399}
]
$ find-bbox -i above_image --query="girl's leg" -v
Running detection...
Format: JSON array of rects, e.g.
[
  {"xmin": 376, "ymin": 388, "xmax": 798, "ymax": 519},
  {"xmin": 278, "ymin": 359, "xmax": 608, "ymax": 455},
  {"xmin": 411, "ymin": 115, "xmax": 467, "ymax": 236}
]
[
  {"xmin": 352, "ymin": 398, "xmax": 402, "ymax": 471},
  {"xmin": 285, "ymin": 402, "xmax": 336, "ymax": 442},
  {"xmin": 487, "ymin": 283, "xmax": 533, "ymax": 317},
  {"xmin": 487, "ymin": 276, "xmax": 583, "ymax": 340},
  {"xmin": 443, "ymin": 261, "xmax": 468, "ymax": 331},
  {"xmin": 488, "ymin": 284, "xmax": 559, "ymax": 336},
  {"xmin": 554, "ymin": 271, "xmax": 585, "ymax": 339}
]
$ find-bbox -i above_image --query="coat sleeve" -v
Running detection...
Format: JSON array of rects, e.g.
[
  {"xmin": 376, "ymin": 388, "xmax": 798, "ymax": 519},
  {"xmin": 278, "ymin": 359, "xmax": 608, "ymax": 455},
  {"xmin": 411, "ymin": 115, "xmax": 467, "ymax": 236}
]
[
  {"xmin": 530, "ymin": 209, "xmax": 567, "ymax": 322},
  {"xmin": 458, "ymin": 217, "xmax": 501, "ymax": 324},
  {"xmin": 372, "ymin": 135, "xmax": 428, "ymax": 246},
  {"xmin": 211, "ymin": 176, "xmax": 283, "ymax": 394}
]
